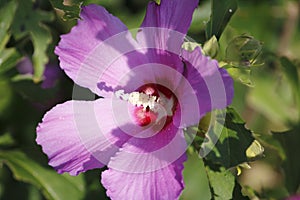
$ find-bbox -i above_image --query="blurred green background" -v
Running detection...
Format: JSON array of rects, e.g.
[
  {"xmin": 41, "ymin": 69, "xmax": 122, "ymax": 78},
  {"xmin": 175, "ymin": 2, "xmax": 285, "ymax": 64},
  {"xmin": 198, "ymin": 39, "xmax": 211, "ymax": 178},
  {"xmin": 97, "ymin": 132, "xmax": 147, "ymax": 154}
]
[{"xmin": 0, "ymin": 0, "xmax": 299, "ymax": 199}]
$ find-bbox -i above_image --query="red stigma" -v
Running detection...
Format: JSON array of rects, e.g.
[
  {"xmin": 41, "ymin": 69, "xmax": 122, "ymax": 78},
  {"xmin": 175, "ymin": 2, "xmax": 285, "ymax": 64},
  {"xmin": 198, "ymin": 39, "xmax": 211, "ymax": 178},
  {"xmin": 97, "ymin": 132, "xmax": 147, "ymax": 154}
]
[{"xmin": 134, "ymin": 107, "xmax": 157, "ymax": 126}]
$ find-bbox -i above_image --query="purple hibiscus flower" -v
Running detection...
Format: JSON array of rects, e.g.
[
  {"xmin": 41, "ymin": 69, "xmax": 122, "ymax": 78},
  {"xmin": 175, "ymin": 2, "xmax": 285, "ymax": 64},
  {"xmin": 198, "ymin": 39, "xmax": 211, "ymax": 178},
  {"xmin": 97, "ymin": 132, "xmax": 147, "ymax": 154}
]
[{"xmin": 36, "ymin": 0, "xmax": 233, "ymax": 199}]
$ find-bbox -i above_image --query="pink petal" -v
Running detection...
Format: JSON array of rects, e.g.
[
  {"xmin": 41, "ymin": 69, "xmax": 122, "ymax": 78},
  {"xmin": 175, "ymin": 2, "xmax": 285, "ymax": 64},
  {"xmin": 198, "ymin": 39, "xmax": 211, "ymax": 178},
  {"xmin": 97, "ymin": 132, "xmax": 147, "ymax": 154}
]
[
  {"xmin": 114, "ymin": 61, "xmax": 184, "ymax": 95},
  {"xmin": 136, "ymin": 0, "xmax": 198, "ymax": 56},
  {"xmin": 102, "ymin": 154, "xmax": 186, "ymax": 200},
  {"xmin": 80, "ymin": 48, "xmax": 184, "ymax": 98},
  {"xmin": 140, "ymin": 0, "xmax": 198, "ymax": 34},
  {"xmin": 36, "ymin": 99, "xmax": 132, "ymax": 175},
  {"xmin": 173, "ymin": 47, "xmax": 234, "ymax": 127},
  {"xmin": 106, "ymin": 125, "xmax": 187, "ymax": 173},
  {"xmin": 55, "ymin": 4, "xmax": 143, "ymax": 97}
]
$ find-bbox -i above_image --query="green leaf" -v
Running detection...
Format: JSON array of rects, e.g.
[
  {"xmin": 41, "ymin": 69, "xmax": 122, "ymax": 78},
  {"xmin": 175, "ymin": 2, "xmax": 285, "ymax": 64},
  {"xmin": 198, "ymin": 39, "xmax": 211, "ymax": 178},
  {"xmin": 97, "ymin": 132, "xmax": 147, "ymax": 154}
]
[
  {"xmin": 222, "ymin": 35, "xmax": 263, "ymax": 87},
  {"xmin": 0, "ymin": 150, "xmax": 85, "ymax": 200},
  {"xmin": 0, "ymin": 0, "xmax": 17, "ymax": 51},
  {"xmin": 225, "ymin": 66, "xmax": 254, "ymax": 87},
  {"xmin": 11, "ymin": 79, "xmax": 59, "ymax": 103},
  {"xmin": 0, "ymin": 79, "xmax": 13, "ymax": 116},
  {"xmin": 0, "ymin": 0, "xmax": 22, "ymax": 74},
  {"xmin": 49, "ymin": 0, "xmax": 83, "ymax": 20},
  {"xmin": 203, "ymin": 35, "xmax": 219, "ymax": 58},
  {"xmin": 181, "ymin": 153, "xmax": 211, "ymax": 200},
  {"xmin": 280, "ymin": 57, "xmax": 299, "ymax": 95},
  {"xmin": 280, "ymin": 57, "xmax": 300, "ymax": 120},
  {"xmin": 245, "ymin": 139, "xmax": 264, "ymax": 161},
  {"xmin": 206, "ymin": 0, "xmax": 238, "ymax": 40},
  {"xmin": 0, "ymin": 48, "xmax": 22, "ymax": 74},
  {"xmin": 232, "ymin": 179, "xmax": 250, "ymax": 200},
  {"xmin": 225, "ymin": 35, "xmax": 263, "ymax": 67},
  {"xmin": 206, "ymin": 167, "xmax": 234, "ymax": 200},
  {"xmin": 201, "ymin": 108, "xmax": 255, "ymax": 168},
  {"xmin": 247, "ymin": 74, "xmax": 297, "ymax": 124},
  {"xmin": 0, "ymin": 133, "xmax": 15, "ymax": 148},
  {"xmin": 205, "ymin": 164, "xmax": 249, "ymax": 200},
  {"xmin": 256, "ymin": 133, "xmax": 285, "ymax": 161},
  {"xmin": 11, "ymin": 0, "xmax": 54, "ymax": 82},
  {"xmin": 153, "ymin": 0, "xmax": 161, "ymax": 5},
  {"xmin": 273, "ymin": 126, "xmax": 300, "ymax": 194}
]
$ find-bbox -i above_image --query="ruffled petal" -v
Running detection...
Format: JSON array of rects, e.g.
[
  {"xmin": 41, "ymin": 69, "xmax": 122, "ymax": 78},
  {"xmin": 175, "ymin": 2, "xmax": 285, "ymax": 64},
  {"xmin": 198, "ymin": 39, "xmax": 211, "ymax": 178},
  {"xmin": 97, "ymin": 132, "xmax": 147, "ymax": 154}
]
[
  {"xmin": 55, "ymin": 4, "xmax": 143, "ymax": 97},
  {"xmin": 36, "ymin": 99, "xmax": 131, "ymax": 175},
  {"xmin": 140, "ymin": 0, "xmax": 198, "ymax": 34},
  {"xmin": 102, "ymin": 154, "xmax": 186, "ymax": 200},
  {"xmin": 136, "ymin": 0, "xmax": 198, "ymax": 56},
  {"xmin": 113, "ymin": 60, "xmax": 185, "ymax": 95},
  {"xmin": 80, "ymin": 49, "xmax": 184, "ymax": 97},
  {"xmin": 173, "ymin": 47, "xmax": 234, "ymax": 126},
  {"xmin": 107, "ymin": 124, "xmax": 187, "ymax": 173}
]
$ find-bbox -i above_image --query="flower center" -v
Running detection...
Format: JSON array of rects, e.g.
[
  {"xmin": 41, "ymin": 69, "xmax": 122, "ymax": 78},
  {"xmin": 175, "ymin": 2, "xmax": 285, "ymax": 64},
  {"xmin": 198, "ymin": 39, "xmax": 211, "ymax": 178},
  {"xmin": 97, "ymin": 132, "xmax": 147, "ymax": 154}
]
[{"xmin": 115, "ymin": 84, "xmax": 177, "ymax": 127}]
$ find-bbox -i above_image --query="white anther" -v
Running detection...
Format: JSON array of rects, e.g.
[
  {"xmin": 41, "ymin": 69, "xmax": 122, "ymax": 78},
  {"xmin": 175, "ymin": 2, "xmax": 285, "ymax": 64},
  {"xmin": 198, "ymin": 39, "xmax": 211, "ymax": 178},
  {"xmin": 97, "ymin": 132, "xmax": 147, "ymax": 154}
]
[
  {"xmin": 114, "ymin": 89, "xmax": 174, "ymax": 116},
  {"xmin": 128, "ymin": 92, "xmax": 157, "ymax": 110}
]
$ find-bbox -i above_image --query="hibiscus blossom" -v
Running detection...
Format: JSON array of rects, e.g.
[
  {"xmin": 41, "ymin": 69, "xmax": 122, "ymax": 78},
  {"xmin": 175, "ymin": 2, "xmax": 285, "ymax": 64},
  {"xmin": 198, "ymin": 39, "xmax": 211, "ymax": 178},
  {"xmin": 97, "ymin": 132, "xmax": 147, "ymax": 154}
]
[{"xmin": 36, "ymin": 0, "xmax": 233, "ymax": 199}]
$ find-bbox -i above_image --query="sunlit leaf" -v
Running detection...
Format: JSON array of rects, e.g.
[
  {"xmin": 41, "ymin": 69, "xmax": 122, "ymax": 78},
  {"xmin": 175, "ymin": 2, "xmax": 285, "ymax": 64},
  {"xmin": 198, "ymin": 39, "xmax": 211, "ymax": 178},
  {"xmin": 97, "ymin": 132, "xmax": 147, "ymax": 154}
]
[
  {"xmin": 49, "ymin": 0, "xmax": 83, "ymax": 20},
  {"xmin": 246, "ymin": 140, "xmax": 264, "ymax": 161},
  {"xmin": 0, "ymin": 150, "xmax": 85, "ymax": 200},
  {"xmin": 11, "ymin": 0, "xmax": 54, "ymax": 82},
  {"xmin": 236, "ymin": 163, "xmax": 251, "ymax": 176},
  {"xmin": 206, "ymin": 0, "xmax": 237, "ymax": 40},
  {"xmin": 201, "ymin": 108, "xmax": 254, "ymax": 168},
  {"xmin": 203, "ymin": 35, "xmax": 219, "ymax": 58}
]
